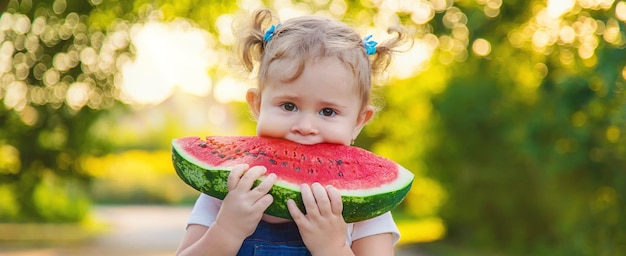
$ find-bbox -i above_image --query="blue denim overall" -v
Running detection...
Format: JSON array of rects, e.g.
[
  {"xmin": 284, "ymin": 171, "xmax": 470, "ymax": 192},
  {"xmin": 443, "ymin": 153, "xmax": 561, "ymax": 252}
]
[{"xmin": 236, "ymin": 220, "xmax": 312, "ymax": 256}]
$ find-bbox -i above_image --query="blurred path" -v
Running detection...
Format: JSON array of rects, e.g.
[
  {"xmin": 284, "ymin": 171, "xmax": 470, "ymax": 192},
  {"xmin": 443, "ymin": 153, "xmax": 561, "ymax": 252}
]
[
  {"xmin": 86, "ymin": 205, "xmax": 190, "ymax": 255},
  {"xmin": 1, "ymin": 205, "xmax": 419, "ymax": 256},
  {"xmin": 1, "ymin": 205, "xmax": 188, "ymax": 256}
]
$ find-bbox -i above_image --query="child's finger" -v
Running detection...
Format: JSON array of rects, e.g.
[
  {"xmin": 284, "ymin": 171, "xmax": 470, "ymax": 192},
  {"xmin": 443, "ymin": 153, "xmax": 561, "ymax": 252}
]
[
  {"xmin": 287, "ymin": 199, "xmax": 306, "ymax": 224},
  {"xmin": 235, "ymin": 165, "xmax": 267, "ymax": 191},
  {"xmin": 253, "ymin": 194, "xmax": 274, "ymax": 212},
  {"xmin": 311, "ymin": 182, "xmax": 332, "ymax": 215},
  {"xmin": 326, "ymin": 185, "xmax": 343, "ymax": 215},
  {"xmin": 252, "ymin": 173, "xmax": 276, "ymax": 197},
  {"xmin": 300, "ymin": 183, "xmax": 320, "ymax": 216},
  {"xmin": 227, "ymin": 164, "xmax": 249, "ymax": 190}
]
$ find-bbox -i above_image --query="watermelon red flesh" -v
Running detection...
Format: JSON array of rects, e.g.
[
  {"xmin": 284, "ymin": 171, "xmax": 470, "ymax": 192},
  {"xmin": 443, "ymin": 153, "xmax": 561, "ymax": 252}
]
[
  {"xmin": 172, "ymin": 136, "xmax": 414, "ymax": 223},
  {"xmin": 175, "ymin": 136, "xmax": 398, "ymax": 190}
]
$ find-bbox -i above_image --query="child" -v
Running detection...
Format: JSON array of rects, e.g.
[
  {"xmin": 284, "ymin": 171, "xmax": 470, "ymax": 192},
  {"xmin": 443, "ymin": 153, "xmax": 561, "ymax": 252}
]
[{"xmin": 176, "ymin": 8, "xmax": 407, "ymax": 256}]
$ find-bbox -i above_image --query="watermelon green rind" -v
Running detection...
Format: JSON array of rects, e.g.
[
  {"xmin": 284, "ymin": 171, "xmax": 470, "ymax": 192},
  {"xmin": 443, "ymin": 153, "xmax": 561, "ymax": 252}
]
[{"xmin": 172, "ymin": 137, "xmax": 414, "ymax": 223}]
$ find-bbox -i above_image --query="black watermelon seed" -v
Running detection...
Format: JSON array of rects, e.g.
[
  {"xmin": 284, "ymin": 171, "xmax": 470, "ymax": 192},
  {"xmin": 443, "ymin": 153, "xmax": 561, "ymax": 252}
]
[{"xmin": 269, "ymin": 159, "xmax": 277, "ymax": 165}]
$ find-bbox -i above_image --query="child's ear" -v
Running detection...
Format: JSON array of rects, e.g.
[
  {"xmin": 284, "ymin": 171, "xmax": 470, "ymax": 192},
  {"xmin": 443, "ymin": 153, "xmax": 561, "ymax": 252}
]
[
  {"xmin": 352, "ymin": 105, "xmax": 375, "ymax": 138},
  {"xmin": 246, "ymin": 88, "xmax": 261, "ymax": 120}
]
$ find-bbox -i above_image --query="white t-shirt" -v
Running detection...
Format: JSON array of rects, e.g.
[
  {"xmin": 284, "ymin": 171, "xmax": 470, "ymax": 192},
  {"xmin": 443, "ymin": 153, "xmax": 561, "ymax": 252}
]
[{"xmin": 187, "ymin": 193, "xmax": 400, "ymax": 246}]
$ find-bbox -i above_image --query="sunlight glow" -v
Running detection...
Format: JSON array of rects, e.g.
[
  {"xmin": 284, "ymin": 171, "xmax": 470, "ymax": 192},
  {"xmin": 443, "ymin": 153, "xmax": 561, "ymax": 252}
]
[
  {"xmin": 216, "ymin": 14, "xmax": 235, "ymax": 45},
  {"xmin": 579, "ymin": 0, "xmax": 615, "ymax": 9},
  {"xmin": 277, "ymin": 5, "xmax": 312, "ymax": 20},
  {"xmin": 120, "ymin": 20, "xmax": 215, "ymax": 105},
  {"xmin": 3, "ymin": 81, "xmax": 27, "ymax": 110},
  {"xmin": 43, "ymin": 68, "xmax": 60, "ymax": 86},
  {"xmin": 547, "ymin": 0, "xmax": 575, "ymax": 18},
  {"xmin": 603, "ymin": 18, "xmax": 624, "ymax": 45},
  {"xmin": 66, "ymin": 82, "xmax": 90, "ymax": 110},
  {"xmin": 237, "ymin": 0, "xmax": 264, "ymax": 11},
  {"xmin": 207, "ymin": 105, "xmax": 227, "ymax": 125},
  {"xmin": 472, "ymin": 38, "xmax": 491, "ymax": 56},
  {"xmin": 578, "ymin": 36, "xmax": 599, "ymax": 59},
  {"xmin": 0, "ymin": 41, "xmax": 15, "ymax": 73},
  {"xmin": 328, "ymin": 0, "xmax": 348, "ymax": 16},
  {"xmin": 519, "ymin": 3, "xmax": 616, "ymax": 59},
  {"xmin": 559, "ymin": 26, "xmax": 576, "ymax": 44},
  {"xmin": 431, "ymin": 0, "xmax": 454, "ymax": 12},
  {"xmin": 410, "ymin": 1, "xmax": 435, "ymax": 24},
  {"xmin": 213, "ymin": 77, "xmax": 253, "ymax": 104},
  {"xmin": 617, "ymin": 1, "xmax": 626, "ymax": 21},
  {"xmin": 391, "ymin": 38, "xmax": 435, "ymax": 79},
  {"xmin": 483, "ymin": 5, "xmax": 500, "ymax": 18}
]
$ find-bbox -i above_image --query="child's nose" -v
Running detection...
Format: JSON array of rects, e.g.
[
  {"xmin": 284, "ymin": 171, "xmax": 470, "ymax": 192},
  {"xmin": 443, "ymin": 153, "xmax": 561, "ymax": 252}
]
[{"xmin": 292, "ymin": 114, "xmax": 318, "ymax": 135}]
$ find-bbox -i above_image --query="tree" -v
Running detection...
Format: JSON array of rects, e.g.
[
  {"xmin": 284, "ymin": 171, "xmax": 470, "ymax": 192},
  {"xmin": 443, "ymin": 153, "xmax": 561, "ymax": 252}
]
[
  {"xmin": 0, "ymin": 0, "xmax": 131, "ymax": 221},
  {"xmin": 370, "ymin": 0, "xmax": 626, "ymax": 255}
]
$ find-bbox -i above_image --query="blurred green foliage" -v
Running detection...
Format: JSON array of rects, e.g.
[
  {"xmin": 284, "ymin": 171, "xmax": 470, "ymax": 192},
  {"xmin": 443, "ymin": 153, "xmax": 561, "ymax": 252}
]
[
  {"xmin": 0, "ymin": 0, "xmax": 123, "ymax": 222},
  {"xmin": 1, "ymin": 0, "xmax": 625, "ymax": 255},
  {"xmin": 368, "ymin": 1, "xmax": 626, "ymax": 255},
  {"xmin": 84, "ymin": 150, "xmax": 199, "ymax": 204}
]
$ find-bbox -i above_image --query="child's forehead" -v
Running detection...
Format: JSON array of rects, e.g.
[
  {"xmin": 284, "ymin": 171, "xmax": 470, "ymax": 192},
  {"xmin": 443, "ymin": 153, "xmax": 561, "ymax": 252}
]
[
  {"xmin": 263, "ymin": 56, "xmax": 360, "ymax": 92},
  {"xmin": 265, "ymin": 56, "xmax": 353, "ymax": 81}
]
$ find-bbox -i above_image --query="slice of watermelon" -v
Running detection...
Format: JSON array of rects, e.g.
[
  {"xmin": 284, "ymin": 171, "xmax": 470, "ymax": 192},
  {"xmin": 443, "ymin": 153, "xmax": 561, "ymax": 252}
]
[{"xmin": 172, "ymin": 136, "xmax": 414, "ymax": 223}]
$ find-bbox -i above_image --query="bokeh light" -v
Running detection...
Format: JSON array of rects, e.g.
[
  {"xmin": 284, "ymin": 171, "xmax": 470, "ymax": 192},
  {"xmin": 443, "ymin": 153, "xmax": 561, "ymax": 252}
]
[
  {"xmin": 606, "ymin": 125, "xmax": 620, "ymax": 142},
  {"xmin": 213, "ymin": 76, "xmax": 252, "ymax": 104},
  {"xmin": 120, "ymin": 20, "xmax": 215, "ymax": 105},
  {"xmin": 617, "ymin": 1, "xmax": 626, "ymax": 21},
  {"xmin": 547, "ymin": 0, "xmax": 575, "ymax": 17},
  {"xmin": 472, "ymin": 38, "xmax": 491, "ymax": 56}
]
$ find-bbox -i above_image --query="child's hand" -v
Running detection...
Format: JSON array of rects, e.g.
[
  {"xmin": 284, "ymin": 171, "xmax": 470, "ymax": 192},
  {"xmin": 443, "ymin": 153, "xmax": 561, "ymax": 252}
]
[
  {"xmin": 212, "ymin": 164, "xmax": 277, "ymax": 242},
  {"xmin": 287, "ymin": 183, "xmax": 351, "ymax": 255}
]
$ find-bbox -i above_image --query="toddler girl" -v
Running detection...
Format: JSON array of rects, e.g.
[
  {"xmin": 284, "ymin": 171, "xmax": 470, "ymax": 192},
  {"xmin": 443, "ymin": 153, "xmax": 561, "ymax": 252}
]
[{"xmin": 176, "ymin": 8, "xmax": 407, "ymax": 256}]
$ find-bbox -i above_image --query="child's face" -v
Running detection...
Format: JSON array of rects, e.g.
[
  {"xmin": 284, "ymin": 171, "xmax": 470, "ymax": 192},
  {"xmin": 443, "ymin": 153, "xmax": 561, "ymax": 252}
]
[{"xmin": 247, "ymin": 57, "xmax": 374, "ymax": 146}]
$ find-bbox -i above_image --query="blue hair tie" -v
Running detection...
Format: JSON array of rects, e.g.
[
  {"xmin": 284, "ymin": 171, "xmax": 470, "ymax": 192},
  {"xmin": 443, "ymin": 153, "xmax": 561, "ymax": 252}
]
[
  {"xmin": 363, "ymin": 35, "xmax": 378, "ymax": 55},
  {"xmin": 263, "ymin": 24, "xmax": 281, "ymax": 43}
]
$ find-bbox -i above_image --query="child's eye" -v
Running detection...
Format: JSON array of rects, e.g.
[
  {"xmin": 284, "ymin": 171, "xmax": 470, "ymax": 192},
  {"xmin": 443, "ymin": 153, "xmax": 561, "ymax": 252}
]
[
  {"xmin": 281, "ymin": 102, "xmax": 297, "ymax": 112},
  {"xmin": 319, "ymin": 108, "xmax": 336, "ymax": 117}
]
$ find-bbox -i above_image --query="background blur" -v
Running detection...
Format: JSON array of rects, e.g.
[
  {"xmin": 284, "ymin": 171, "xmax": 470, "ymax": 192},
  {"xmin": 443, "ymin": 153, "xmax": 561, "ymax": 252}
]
[{"xmin": 0, "ymin": 0, "xmax": 625, "ymax": 255}]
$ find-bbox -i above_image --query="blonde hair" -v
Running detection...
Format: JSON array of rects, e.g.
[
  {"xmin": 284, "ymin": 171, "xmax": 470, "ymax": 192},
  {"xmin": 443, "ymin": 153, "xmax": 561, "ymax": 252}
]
[{"xmin": 236, "ymin": 9, "xmax": 407, "ymax": 109}]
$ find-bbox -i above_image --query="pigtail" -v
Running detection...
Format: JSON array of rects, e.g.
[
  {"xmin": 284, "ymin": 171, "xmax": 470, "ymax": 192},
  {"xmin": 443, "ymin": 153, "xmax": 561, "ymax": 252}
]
[
  {"xmin": 236, "ymin": 9, "xmax": 277, "ymax": 72},
  {"xmin": 369, "ymin": 26, "xmax": 412, "ymax": 77}
]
